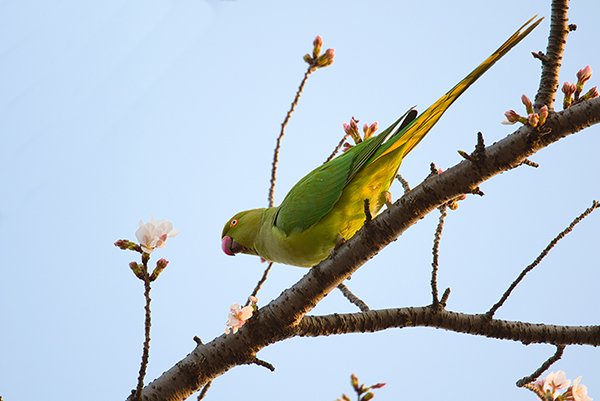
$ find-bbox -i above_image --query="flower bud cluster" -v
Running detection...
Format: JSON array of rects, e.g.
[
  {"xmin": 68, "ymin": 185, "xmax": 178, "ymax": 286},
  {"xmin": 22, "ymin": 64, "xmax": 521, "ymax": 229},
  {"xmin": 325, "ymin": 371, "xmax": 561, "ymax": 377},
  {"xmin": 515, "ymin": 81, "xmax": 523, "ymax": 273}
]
[
  {"xmin": 342, "ymin": 117, "xmax": 379, "ymax": 152},
  {"xmin": 304, "ymin": 35, "xmax": 335, "ymax": 70},
  {"xmin": 115, "ymin": 219, "xmax": 177, "ymax": 281},
  {"xmin": 502, "ymin": 95, "xmax": 548, "ymax": 128},
  {"xmin": 336, "ymin": 374, "xmax": 386, "ymax": 401},
  {"xmin": 563, "ymin": 66, "xmax": 597, "ymax": 109},
  {"xmin": 525, "ymin": 371, "xmax": 592, "ymax": 401}
]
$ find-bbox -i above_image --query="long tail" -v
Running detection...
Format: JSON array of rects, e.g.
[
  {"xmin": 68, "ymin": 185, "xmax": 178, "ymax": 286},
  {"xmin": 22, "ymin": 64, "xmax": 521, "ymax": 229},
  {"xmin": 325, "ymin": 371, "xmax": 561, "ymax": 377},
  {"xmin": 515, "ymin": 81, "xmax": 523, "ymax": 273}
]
[{"xmin": 373, "ymin": 15, "xmax": 543, "ymax": 162}]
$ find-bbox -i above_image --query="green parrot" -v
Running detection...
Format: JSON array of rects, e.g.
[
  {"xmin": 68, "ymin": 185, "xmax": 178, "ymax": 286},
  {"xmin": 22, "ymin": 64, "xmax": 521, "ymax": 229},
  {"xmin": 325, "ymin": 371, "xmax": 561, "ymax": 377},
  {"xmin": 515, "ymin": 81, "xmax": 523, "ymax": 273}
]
[{"xmin": 222, "ymin": 16, "xmax": 542, "ymax": 267}]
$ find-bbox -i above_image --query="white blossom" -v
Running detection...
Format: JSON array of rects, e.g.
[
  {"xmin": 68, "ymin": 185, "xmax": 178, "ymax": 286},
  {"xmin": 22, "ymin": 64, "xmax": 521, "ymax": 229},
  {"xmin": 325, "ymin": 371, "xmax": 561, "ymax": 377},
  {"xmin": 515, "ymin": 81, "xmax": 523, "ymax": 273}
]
[
  {"xmin": 543, "ymin": 371, "xmax": 571, "ymax": 399},
  {"xmin": 572, "ymin": 377, "xmax": 592, "ymax": 401},
  {"xmin": 225, "ymin": 303, "xmax": 254, "ymax": 334},
  {"xmin": 135, "ymin": 219, "xmax": 177, "ymax": 254}
]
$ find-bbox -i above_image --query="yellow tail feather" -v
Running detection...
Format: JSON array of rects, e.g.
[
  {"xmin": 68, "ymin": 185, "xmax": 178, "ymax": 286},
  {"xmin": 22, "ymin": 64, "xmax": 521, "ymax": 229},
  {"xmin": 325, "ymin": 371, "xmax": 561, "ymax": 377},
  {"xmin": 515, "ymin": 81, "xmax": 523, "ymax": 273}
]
[{"xmin": 374, "ymin": 15, "xmax": 543, "ymax": 161}]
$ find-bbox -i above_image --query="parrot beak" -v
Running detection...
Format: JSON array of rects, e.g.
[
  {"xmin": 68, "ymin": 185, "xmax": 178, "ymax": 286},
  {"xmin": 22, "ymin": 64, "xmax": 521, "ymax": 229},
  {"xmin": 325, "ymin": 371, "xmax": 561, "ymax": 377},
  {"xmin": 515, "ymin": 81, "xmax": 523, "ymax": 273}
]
[{"xmin": 221, "ymin": 235, "xmax": 242, "ymax": 256}]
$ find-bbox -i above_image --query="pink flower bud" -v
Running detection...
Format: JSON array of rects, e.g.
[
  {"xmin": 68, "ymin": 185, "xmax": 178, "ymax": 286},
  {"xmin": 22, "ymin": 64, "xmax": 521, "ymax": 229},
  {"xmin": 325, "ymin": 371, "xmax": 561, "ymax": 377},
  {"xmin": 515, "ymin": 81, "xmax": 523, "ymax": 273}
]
[
  {"xmin": 312, "ymin": 35, "xmax": 323, "ymax": 58},
  {"xmin": 576, "ymin": 65, "xmax": 593, "ymax": 85},
  {"xmin": 527, "ymin": 113, "xmax": 539, "ymax": 127},
  {"xmin": 361, "ymin": 393, "xmax": 374, "ymax": 401},
  {"xmin": 562, "ymin": 81, "xmax": 576, "ymax": 96},
  {"xmin": 538, "ymin": 105, "xmax": 549, "ymax": 126},
  {"xmin": 129, "ymin": 261, "xmax": 144, "ymax": 279},
  {"xmin": 316, "ymin": 48, "xmax": 335, "ymax": 67},
  {"xmin": 351, "ymin": 374, "xmax": 360, "ymax": 391},
  {"xmin": 343, "ymin": 117, "xmax": 361, "ymax": 143},
  {"xmin": 115, "ymin": 239, "xmax": 135, "ymax": 250},
  {"xmin": 362, "ymin": 121, "xmax": 378, "ymax": 139},
  {"xmin": 584, "ymin": 86, "xmax": 599, "ymax": 100},
  {"xmin": 521, "ymin": 94, "xmax": 534, "ymax": 114},
  {"xmin": 150, "ymin": 258, "xmax": 169, "ymax": 281},
  {"xmin": 502, "ymin": 109, "xmax": 521, "ymax": 124}
]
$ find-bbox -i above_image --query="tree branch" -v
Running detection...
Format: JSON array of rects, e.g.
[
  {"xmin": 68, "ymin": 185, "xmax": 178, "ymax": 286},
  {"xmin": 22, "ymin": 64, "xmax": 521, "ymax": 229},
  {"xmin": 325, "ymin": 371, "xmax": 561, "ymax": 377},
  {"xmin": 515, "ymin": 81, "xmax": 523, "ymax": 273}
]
[
  {"xmin": 130, "ymin": 95, "xmax": 600, "ymax": 401},
  {"xmin": 534, "ymin": 0, "xmax": 570, "ymax": 110},
  {"xmin": 296, "ymin": 310, "xmax": 599, "ymax": 346}
]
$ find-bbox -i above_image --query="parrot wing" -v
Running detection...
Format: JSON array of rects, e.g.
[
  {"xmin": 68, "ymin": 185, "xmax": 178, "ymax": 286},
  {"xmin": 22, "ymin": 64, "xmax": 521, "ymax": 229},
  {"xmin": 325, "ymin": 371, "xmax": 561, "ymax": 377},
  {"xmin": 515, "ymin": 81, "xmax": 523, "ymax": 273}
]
[
  {"xmin": 273, "ymin": 15, "xmax": 543, "ymax": 236},
  {"xmin": 274, "ymin": 110, "xmax": 416, "ymax": 235}
]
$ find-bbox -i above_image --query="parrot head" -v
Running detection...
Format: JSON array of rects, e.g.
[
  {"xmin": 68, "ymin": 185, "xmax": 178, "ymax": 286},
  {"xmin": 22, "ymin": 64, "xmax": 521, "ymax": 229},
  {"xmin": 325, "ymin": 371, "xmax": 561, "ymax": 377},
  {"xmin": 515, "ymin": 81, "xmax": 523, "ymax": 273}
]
[{"xmin": 221, "ymin": 208, "xmax": 264, "ymax": 258}]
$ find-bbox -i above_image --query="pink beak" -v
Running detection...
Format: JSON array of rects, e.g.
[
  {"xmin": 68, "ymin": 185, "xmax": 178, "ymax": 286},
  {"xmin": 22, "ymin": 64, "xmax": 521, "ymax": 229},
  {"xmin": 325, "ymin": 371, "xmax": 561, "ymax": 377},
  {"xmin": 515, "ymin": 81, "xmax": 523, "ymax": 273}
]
[{"xmin": 221, "ymin": 236, "xmax": 235, "ymax": 256}]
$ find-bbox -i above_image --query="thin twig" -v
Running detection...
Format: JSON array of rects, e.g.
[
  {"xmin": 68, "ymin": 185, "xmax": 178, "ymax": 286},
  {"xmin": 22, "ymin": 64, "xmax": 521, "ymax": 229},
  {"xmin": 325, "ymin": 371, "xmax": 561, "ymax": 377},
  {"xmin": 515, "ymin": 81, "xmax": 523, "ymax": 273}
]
[
  {"xmin": 470, "ymin": 187, "xmax": 485, "ymax": 197},
  {"xmin": 197, "ymin": 381, "xmax": 212, "ymax": 401},
  {"xmin": 517, "ymin": 345, "xmax": 566, "ymax": 387},
  {"xmin": 246, "ymin": 262, "xmax": 274, "ymax": 306},
  {"xmin": 135, "ymin": 256, "xmax": 152, "ymax": 401},
  {"xmin": 249, "ymin": 357, "xmax": 275, "ymax": 371},
  {"xmin": 458, "ymin": 132, "xmax": 487, "ymax": 164},
  {"xmin": 396, "ymin": 174, "xmax": 411, "ymax": 193},
  {"xmin": 431, "ymin": 205, "xmax": 447, "ymax": 306},
  {"xmin": 325, "ymin": 134, "xmax": 349, "ymax": 163},
  {"xmin": 474, "ymin": 132, "xmax": 486, "ymax": 161},
  {"xmin": 520, "ymin": 158, "xmax": 540, "ymax": 168},
  {"xmin": 337, "ymin": 283, "xmax": 370, "ymax": 312},
  {"xmin": 534, "ymin": 0, "xmax": 570, "ymax": 110},
  {"xmin": 268, "ymin": 66, "xmax": 315, "ymax": 207},
  {"xmin": 531, "ymin": 51, "xmax": 548, "ymax": 62},
  {"xmin": 487, "ymin": 200, "xmax": 599, "ymax": 318},
  {"xmin": 439, "ymin": 288, "xmax": 451, "ymax": 307},
  {"xmin": 426, "ymin": 162, "xmax": 441, "ymax": 180},
  {"xmin": 457, "ymin": 149, "xmax": 475, "ymax": 162}
]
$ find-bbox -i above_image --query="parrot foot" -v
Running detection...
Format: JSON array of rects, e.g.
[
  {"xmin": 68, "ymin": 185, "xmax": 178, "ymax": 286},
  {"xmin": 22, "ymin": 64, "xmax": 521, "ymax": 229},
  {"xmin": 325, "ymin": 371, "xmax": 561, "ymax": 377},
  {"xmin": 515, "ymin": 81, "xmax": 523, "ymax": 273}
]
[
  {"xmin": 384, "ymin": 191, "xmax": 394, "ymax": 208},
  {"xmin": 334, "ymin": 235, "xmax": 346, "ymax": 250}
]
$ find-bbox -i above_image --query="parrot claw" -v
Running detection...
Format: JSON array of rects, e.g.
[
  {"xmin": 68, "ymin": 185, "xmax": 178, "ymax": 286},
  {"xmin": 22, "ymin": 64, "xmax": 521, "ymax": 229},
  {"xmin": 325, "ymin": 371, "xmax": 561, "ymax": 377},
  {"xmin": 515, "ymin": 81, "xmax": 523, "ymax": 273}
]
[
  {"xmin": 384, "ymin": 191, "xmax": 394, "ymax": 208},
  {"xmin": 334, "ymin": 235, "xmax": 346, "ymax": 250}
]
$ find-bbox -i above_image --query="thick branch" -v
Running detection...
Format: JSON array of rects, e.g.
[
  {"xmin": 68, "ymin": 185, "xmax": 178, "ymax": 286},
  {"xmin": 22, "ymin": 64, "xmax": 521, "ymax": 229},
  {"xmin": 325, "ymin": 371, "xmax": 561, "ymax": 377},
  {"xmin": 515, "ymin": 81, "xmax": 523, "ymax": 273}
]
[
  {"xmin": 296, "ymin": 309, "xmax": 600, "ymax": 346},
  {"xmin": 534, "ymin": 0, "xmax": 570, "ymax": 109},
  {"xmin": 132, "ymin": 96, "xmax": 600, "ymax": 401}
]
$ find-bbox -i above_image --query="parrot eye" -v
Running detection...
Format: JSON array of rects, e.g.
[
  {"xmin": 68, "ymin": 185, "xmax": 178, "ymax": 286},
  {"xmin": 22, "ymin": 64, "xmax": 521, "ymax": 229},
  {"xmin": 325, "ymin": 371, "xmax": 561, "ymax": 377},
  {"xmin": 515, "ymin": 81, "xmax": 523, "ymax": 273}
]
[{"xmin": 230, "ymin": 219, "xmax": 238, "ymax": 227}]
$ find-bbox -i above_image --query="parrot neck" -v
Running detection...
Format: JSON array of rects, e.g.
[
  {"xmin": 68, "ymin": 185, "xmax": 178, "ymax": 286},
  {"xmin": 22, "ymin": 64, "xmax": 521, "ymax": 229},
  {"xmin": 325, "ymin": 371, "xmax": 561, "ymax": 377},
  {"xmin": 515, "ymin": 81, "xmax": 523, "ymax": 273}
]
[{"xmin": 253, "ymin": 207, "xmax": 280, "ymax": 257}]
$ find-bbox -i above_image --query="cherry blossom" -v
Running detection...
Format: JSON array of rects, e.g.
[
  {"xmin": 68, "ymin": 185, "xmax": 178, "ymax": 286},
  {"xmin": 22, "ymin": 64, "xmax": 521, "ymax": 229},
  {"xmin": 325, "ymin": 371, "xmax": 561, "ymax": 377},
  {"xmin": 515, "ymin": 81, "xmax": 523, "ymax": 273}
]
[
  {"xmin": 225, "ymin": 297, "xmax": 258, "ymax": 334},
  {"xmin": 543, "ymin": 371, "xmax": 571, "ymax": 399},
  {"xmin": 572, "ymin": 377, "xmax": 592, "ymax": 401},
  {"xmin": 135, "ymin": 219, "xmax": 178, "ymax": 254}
]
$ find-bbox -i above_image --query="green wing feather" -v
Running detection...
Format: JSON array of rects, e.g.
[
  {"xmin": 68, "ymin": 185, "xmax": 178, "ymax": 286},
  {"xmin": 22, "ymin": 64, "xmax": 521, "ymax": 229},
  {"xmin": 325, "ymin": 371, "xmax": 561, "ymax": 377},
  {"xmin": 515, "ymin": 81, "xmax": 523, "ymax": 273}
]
[{"xmin": 274, "ymin": 110, "xmax": 416, "ymax": 235}]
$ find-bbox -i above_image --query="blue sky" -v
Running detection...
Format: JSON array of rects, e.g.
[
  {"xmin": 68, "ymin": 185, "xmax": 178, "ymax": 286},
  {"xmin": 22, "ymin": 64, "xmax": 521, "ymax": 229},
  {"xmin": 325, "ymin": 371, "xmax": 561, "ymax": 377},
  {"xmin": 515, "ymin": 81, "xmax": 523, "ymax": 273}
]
[{"xmin": 1, "ymin": 1, "xmax": 599, "ymax": 400}]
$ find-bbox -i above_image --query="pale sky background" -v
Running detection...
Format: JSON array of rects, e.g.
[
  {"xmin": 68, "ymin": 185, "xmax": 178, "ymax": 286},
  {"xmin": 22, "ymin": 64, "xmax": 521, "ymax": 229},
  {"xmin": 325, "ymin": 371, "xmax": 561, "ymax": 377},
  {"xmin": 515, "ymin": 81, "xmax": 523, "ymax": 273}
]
[{"xmin": 1, "ymin": 1, "xmax": 599, "ymax": 400}]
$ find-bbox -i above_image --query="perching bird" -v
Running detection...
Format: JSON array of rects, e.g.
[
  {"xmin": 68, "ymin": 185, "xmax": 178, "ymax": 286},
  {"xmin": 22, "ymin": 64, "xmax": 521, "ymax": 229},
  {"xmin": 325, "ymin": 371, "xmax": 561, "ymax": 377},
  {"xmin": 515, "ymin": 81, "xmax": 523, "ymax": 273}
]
[{"xmin": 222, "ymin": 16, "xmax": 542, "ymax": 267}]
